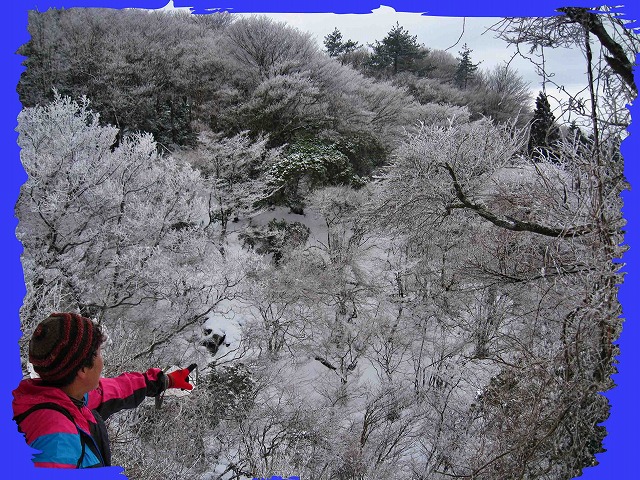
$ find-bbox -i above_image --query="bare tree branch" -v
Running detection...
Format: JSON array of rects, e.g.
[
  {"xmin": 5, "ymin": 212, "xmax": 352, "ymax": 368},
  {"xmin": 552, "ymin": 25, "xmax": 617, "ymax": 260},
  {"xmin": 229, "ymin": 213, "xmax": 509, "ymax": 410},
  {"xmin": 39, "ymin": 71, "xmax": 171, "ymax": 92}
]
[{"xmin": 558, "ymin": 7, "xmax": 637, "ymax": 92}]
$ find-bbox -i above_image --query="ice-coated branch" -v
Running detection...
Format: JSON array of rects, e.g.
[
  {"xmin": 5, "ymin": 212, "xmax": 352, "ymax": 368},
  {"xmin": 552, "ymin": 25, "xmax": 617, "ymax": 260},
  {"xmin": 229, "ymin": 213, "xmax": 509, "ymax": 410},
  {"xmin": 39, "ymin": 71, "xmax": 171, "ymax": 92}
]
[{"xmin": 442, "ymin": 162, "xmax": 594, "ymax": 238}]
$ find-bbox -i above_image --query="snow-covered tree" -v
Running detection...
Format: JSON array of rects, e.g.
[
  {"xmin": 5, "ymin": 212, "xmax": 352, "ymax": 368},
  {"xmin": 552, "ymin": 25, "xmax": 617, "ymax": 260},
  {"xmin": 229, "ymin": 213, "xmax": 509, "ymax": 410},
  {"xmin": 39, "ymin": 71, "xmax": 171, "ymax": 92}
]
[
  {"xmin": 266, "ymin": 140, "xmax": 364, "ymax": 214},
  {"xmin": 14, "ymin": 7, "xmax": 634, "ymax": 480},
  {"xmin": 372, "ymin": 115, "xmax": 624, "ymax": 478},
  {"xmin": 16, "ymin": 94, "xmax": 246, "ymax": 367},
  {"xmin": 369, "ymin": 22, "xmax": 426, "ymax": 76},
  {"xmin": 178, "ymin": 130, "xmax": 281, "ymax": 242},
  {"xmin": 223, "ymin": 15, "xmax": 318, "ymax": 86},
  {"xmin": 477, "ymin": 63, "xmax": 532, "ymax": 126}
]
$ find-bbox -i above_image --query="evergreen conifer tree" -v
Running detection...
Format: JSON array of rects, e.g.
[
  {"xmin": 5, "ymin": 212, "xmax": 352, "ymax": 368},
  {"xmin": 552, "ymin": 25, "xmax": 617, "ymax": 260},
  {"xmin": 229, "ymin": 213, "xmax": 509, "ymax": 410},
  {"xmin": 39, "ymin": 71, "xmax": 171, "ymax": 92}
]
[
  {"xmin": 369, "ymin": 22, "xmax": 425, "ymax": 75},
  {"xmin": 324, "ymin": 27, "xmax": 360, "ymax": 58},
  {"xmin": 454, "ymin": 43, "xmax": 480, "ymax": 89},
  {"xmin": 528, "ymin": 91, "xmax": 561, "ymax": 158}
]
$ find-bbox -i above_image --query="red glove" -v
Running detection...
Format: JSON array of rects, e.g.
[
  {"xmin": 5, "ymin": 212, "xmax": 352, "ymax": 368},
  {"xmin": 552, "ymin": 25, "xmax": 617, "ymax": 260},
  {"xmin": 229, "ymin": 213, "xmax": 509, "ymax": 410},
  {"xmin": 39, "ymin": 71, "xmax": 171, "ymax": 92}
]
[{"xmin": 167, "ymin": 364, "xmax": 197, "ymax": 390}]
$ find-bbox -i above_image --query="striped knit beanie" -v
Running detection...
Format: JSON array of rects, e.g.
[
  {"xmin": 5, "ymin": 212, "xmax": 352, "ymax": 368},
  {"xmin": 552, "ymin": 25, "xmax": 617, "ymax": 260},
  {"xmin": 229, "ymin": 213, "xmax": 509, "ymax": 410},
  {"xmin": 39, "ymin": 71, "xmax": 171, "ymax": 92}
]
[{"xmin": 29, "ymin": 313, "xmax": 96, "ymax": 383}]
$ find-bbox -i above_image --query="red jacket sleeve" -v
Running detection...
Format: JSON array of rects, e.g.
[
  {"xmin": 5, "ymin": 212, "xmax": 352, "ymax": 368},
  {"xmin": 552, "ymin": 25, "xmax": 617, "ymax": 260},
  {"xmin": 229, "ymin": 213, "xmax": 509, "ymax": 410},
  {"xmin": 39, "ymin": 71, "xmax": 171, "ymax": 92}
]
[{"xmin": 87, "ymin": 368, "xmax": 167, "ymax": 420}]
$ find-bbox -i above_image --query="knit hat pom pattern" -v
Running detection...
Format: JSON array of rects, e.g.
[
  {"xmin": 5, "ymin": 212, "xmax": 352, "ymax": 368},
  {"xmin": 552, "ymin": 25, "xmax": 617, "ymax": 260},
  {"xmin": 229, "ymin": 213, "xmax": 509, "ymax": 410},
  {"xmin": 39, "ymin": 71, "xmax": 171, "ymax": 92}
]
[{"xmin": 29, "ymin": 313, "xmax": 95, "ymax": 383}]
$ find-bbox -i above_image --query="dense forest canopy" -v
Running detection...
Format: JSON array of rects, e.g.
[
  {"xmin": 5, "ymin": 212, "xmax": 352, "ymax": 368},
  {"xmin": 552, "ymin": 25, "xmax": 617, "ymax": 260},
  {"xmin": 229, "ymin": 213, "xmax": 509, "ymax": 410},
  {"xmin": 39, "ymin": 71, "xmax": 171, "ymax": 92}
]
[{"xmin": 14, "ymin": 6, "xmax": 638, "ymax": 480}]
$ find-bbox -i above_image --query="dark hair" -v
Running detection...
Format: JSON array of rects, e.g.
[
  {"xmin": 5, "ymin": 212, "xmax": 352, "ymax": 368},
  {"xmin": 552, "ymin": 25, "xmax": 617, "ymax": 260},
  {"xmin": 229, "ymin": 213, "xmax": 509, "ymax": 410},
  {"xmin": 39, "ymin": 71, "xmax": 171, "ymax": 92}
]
[{"xmin": 41, "ymin": 322, "xmax": 106, "ymax": 388}]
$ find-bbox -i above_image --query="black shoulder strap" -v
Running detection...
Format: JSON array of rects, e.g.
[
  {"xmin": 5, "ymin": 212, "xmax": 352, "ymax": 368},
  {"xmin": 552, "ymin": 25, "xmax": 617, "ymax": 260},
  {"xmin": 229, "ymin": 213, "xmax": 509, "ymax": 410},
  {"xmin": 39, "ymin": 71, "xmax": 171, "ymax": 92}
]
[
  {"xmin": 13, "ymin": 402, "xmax": 75, "ymax": 428},
  {"xmin": 13, "ymin": 403, "xmax": 87, "ymax": 468}
]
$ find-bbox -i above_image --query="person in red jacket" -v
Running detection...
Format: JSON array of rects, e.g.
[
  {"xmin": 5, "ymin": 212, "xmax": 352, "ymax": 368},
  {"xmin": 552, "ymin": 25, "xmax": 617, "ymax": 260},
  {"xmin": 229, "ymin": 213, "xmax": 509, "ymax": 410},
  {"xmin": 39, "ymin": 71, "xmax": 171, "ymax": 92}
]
[{"xmin": 12, "ymin": 312, "xmax": 195, "ymax": 468}]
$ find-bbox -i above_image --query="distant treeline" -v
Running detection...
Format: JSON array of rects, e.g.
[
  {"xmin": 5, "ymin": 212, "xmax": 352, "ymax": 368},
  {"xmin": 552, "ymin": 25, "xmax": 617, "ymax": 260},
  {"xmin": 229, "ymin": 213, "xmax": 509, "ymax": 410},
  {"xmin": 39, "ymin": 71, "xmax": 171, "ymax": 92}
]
[{"xmin": 18, "ymin": 9, "xmax": 532, "ymax": 174}]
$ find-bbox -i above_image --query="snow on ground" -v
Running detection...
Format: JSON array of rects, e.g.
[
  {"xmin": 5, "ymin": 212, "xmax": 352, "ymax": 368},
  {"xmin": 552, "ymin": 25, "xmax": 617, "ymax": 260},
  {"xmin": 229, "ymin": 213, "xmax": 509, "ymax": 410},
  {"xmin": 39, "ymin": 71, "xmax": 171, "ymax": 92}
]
[
  {"xmin": 202, "ymin": 300, "xmax": 246, "ymax": 352},
  {"xmin": 227, "ymin": 205, "xmax": 330, "ymax": 250}
]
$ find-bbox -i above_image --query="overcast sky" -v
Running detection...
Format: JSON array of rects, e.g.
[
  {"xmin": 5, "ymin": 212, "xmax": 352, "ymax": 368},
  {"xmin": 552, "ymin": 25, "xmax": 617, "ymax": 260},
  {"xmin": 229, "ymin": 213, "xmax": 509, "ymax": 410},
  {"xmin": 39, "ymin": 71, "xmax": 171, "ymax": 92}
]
[{"xmin": 161, "ymin": 2, "xmax": 589, "ymax": 113}]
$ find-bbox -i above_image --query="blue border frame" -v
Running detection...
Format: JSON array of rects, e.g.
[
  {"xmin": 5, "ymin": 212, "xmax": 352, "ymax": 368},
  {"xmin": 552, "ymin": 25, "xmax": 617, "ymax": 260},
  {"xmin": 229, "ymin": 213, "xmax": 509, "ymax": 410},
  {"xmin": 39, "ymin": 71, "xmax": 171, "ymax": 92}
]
[{"xmin": 2, "ymin": 2, "xmax": 638, "ymax": 478}]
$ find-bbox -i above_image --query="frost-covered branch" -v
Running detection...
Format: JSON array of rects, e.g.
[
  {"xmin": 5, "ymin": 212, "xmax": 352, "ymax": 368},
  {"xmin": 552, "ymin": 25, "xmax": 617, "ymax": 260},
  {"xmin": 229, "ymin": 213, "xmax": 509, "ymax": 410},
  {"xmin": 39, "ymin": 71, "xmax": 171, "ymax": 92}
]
[{"xmin": 442, "ymin": 162, "xmax": 594, "ymax": 237}]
